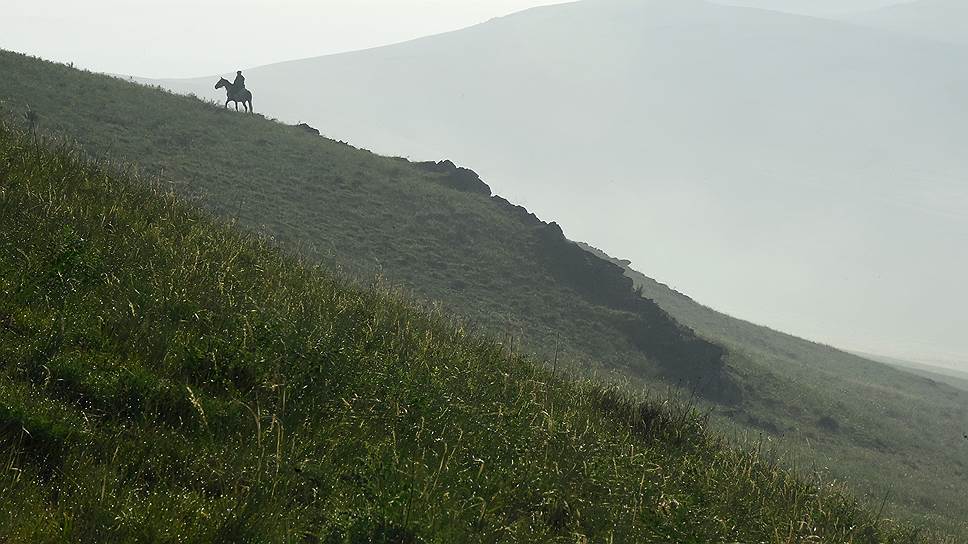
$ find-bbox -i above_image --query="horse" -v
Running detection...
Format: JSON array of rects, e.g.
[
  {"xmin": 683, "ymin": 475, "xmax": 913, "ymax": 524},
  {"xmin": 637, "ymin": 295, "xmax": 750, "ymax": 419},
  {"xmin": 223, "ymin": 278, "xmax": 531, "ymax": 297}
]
[{"xmin": 215, "ymin": 77, "xmax": 253, "ymax": 112}]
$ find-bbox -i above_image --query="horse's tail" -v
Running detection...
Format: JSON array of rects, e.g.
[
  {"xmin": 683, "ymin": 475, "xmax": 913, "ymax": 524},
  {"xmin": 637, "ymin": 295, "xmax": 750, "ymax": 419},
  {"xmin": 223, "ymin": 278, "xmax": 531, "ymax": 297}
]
[{"xmin": 246, "ymin": 91, "xmax": 254, "ymax": 113}]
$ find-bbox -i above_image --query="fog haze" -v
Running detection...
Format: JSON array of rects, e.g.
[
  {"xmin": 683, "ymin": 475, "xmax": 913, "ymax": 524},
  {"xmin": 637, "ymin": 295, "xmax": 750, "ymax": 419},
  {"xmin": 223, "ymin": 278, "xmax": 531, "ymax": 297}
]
[
  {"xmin": 154, "ymin": 0, "xmax": 968, "ymax": 370},
  {"xmin": 7, "ymin": 0, "xmax": 966, "ymax": 370}
]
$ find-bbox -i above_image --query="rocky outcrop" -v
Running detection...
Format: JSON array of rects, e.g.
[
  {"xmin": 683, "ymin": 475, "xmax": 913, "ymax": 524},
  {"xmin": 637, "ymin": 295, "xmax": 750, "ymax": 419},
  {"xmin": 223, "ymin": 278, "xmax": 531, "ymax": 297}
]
[
  {"xmin": 535, "ymin": 224, "xmax": 636, "ymax": 308},
  {"xmin": 411, "ymin": 157, "xmax": 736, "ymax": 402},
  {"xmin": 490, "ymin": 196, "xmax": 543, "ymax": 226},
  {"xmin": 532, "ymin": 221, "xmax": 733, "ymax": 400},
  {"xmin": 415, "ymin": 160, "xmax": 492, "ymax": 196},
  {"xmin": 295, "ymin": 122, "xmax": 320, "ymax": 136}
]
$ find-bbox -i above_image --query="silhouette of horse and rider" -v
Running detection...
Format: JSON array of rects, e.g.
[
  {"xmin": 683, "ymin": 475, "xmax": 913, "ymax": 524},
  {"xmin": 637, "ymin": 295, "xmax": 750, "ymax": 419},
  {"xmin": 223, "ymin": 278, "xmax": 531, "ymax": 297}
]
[{"xmin": 215, "ymin": 70, "xmax": 253, "ymax": 112}]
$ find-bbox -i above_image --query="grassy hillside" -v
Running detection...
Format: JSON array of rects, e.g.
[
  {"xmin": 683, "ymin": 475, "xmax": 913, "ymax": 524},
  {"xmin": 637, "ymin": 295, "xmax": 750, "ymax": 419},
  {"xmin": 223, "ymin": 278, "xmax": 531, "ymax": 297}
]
[
  {"xmin": 0, "ymin": 123, "xmax": 939, "ymax": 542},
  {"xmin": 0, "ymin": 50, "xmax": 730, "ymax": 399},
  {"xmin": 1, "ymin": 49, "xmax": 966, "ymax": 535},
  {"xmin": 582, "ymin": 243, "xmax": 968, "ymax": 535}
]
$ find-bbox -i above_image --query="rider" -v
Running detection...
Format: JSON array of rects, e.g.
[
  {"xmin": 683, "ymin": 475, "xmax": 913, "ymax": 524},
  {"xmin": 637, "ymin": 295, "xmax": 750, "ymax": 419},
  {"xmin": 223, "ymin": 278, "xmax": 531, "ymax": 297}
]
[{"xmin": 233, "ymin": 70, "xmax": 246, "ymax": 91}]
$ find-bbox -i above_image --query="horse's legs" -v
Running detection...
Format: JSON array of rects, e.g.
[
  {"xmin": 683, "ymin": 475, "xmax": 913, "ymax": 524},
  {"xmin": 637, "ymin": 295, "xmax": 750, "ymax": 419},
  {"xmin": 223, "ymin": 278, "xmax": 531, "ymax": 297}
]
[
  {"xmin": 224, "ymin": 99, "xmax": 229, "ymax": 109},
  {"xmin": 235, "ymin": 101, "xmax": 239, "ymax": 111}
]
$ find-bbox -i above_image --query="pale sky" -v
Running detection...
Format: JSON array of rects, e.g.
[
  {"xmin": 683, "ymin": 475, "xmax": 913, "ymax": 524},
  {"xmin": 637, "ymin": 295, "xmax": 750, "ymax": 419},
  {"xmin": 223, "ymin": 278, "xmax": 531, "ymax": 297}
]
[
  {"xmin": 1, "ymin": 0, "xmax": 573, "ymax": 78},
  {"xmin": 0, "ymin": 0, "xmax": 904, "ymax": 78}
]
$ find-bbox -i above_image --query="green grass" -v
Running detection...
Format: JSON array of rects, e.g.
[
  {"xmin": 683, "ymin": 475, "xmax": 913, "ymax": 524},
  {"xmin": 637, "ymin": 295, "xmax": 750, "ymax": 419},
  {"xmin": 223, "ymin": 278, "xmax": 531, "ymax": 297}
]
[
  {"xmin": 0, "ymin": 117, "xmax": 947, "ymax": 542},
  {"xmin": 1, "ymin": 49, "xmax": 966, "ymax": 537}
]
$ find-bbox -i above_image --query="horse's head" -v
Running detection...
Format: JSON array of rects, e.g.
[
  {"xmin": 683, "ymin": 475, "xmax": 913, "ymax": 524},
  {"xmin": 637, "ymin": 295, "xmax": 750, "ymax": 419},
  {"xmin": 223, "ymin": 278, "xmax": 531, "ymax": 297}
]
[{"xmin": 215, "ymin": 78, "xmax": 229, "ymax": 90}]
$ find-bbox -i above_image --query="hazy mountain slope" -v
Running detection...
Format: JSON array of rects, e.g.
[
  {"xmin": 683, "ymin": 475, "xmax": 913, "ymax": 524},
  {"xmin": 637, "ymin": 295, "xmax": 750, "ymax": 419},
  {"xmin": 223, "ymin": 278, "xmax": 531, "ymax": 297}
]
[
  {"xmin": 4, "ymin": 125, "xmax": 937, "ymax": 543},
  {"xmin": 885, "ymin": 362, "xmax": 968, "ymax": 392},
  {"xmin": 859, "ymin": 353, "xmax": 968, "ymax": 392},
  {"xmin": 155, "ymin": 0, "xmax": 968, "ymax": 369},
  {"xmin": 3, "ymin": 50, "xmax": 967, "ymax": 534},
  {"xmin": 845, "ymin": 0, "xmax": 968, "ymax": 46}
]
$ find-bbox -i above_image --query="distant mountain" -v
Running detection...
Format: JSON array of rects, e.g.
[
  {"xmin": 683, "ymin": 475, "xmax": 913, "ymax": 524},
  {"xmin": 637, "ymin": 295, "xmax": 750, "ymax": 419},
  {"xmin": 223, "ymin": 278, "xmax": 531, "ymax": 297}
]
[
  {"xmin": 153, "ymin": 0, "xmax": 968, "ymax": 368},
  {"xmin": 844, "ymin": 0, "xmax": 968, "ymax": 46},
  {"xmin": 712, "ymin": 0, "xmax": 900, "ymax": 17}
]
